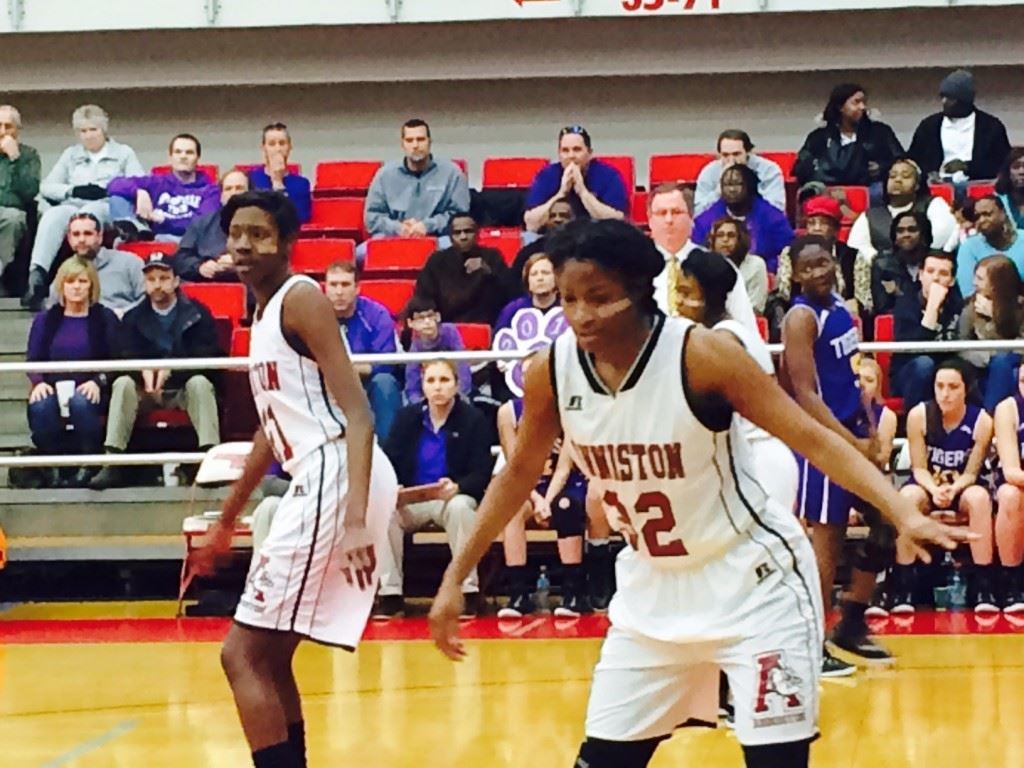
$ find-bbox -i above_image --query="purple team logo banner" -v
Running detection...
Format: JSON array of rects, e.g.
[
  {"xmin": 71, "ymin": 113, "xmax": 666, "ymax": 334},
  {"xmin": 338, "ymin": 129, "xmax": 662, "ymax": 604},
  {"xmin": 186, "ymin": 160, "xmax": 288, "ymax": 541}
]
[{"xmin": 492, "ymin": 307, "xmax": 568, "ymax": 396}]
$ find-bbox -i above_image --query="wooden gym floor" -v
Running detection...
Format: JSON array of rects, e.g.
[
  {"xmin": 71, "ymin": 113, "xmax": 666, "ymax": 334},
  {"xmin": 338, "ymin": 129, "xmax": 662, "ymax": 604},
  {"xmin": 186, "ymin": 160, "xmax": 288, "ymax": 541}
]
[{"xmin": 2, "ymin": 602, "xmax": 1023, "ymax": 767}]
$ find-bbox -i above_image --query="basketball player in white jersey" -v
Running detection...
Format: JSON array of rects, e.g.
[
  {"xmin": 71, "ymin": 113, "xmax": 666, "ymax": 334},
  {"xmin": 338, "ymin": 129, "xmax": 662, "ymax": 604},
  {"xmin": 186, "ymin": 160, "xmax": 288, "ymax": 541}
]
[
  {"xmin": 429, "ymin": 220, "xmax": 968, "ymax": 767},
  {"xmin": 195, "ymin": 190, "xmax": 398, "ymax": 768}
]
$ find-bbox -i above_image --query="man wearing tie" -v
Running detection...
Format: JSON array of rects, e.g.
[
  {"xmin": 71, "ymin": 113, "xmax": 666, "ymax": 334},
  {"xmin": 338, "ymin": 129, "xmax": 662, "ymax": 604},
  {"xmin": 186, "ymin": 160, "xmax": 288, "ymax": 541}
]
[{"xmin": 648, "ymin": 182, "xmax": 759, "ymax": 333}]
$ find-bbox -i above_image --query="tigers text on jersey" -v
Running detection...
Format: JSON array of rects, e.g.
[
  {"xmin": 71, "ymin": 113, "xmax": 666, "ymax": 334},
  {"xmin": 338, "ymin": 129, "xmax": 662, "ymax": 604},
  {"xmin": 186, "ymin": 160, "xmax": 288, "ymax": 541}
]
[
  {"xmin": 789, "ymin": 293, "xmax": 862, "ymax": 424},
  {"xmin": 552, "ymin": 314, "xmax": 780, "ymax": 570},
  {"xmin": 249, "ymin": 274, "xmax": 347, "ymax": 473},
  {"xmin": 922, "ymin": 401, "xmax": 983, "ymax": 484}
]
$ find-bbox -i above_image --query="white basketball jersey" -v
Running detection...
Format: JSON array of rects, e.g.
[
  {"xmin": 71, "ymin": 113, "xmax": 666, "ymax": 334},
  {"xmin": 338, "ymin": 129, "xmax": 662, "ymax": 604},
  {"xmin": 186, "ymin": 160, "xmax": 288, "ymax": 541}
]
[
  {"xmin": 249, "ymin": 274, "xmax": 347, "ymax": 473},
  {"xmin": 714, "ymin": 317, "xmax": 774, "ymax": 442},
  {"xmin": 553, "ymin": 314, "xmax": 771, "ymax": 569}
]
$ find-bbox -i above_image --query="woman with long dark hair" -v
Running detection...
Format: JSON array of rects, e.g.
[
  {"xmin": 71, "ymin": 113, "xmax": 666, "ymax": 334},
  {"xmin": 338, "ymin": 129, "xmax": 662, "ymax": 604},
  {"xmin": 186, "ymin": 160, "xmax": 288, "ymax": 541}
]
[
  {"xmin": 793, "ymin": 83, "xmax": 904, "ymax": 191},
  {"xmin": 705, "ymin": 216, "xmax": 767, "ymax": 313},
  {"xmin": 960, "ymin": 255, "xmax": 1024, "ymax": 411}
]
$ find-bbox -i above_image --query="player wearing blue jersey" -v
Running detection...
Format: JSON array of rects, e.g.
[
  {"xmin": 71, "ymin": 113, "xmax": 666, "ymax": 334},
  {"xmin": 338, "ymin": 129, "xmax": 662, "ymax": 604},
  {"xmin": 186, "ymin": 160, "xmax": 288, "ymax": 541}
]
[
  {"xmin": 781, "ymin": 234, "xmax": 894, "ymax": 672},
  {"xmin": 898, "ymin": 359, "xmax": 995, "ymax": 612}
]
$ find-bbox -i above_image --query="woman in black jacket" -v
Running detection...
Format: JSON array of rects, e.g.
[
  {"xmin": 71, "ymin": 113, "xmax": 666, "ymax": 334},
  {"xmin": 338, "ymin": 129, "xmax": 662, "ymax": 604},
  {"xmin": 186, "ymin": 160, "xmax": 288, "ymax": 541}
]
[
  {"xmin": 376, "ymin": 359, "xmax": 496, "ymax": 618},
  {"xmin": 794, "ymin": 83, "xmax": 904, "ymax": 193}
]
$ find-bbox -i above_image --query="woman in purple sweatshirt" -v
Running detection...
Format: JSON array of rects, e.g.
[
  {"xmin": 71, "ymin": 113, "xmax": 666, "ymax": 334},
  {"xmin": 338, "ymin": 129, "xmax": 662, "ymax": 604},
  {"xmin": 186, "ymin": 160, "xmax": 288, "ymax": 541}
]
[
  {"xmin": 26, "ymin": 257, "xmax": 120, "ymax": 487},
  {"xmin": 494, "ymin": 252, "xmax": 561, "ymax": 331}
]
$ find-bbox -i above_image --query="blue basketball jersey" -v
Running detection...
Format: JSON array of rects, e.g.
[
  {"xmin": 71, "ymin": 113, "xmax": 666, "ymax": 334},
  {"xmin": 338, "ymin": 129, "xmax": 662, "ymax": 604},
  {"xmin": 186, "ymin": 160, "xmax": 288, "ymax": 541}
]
[
  {"xmin": 923, "ymin": 401, "xmax": 983, "ymax": 486},
  {"xmin": 791, "ymin": 293, "xmax": 862, "ymax": 425}
]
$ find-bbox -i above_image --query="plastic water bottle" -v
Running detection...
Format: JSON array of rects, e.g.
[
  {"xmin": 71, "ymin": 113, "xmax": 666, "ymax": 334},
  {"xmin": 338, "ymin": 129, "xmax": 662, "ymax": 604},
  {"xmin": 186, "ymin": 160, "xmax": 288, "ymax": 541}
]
[
  {"xmin": 535, "ymin": 566, "xmax": 551, "ymax": 614},
  {"xmin": 947, "ymin": 551, "xmax": 967, "ymax": 610}
]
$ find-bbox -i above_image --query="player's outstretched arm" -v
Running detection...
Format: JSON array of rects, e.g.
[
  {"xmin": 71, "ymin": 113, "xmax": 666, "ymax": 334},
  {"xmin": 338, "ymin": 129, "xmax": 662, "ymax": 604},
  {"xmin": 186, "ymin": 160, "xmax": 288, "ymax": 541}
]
[
  {"xmin": 282, "ymin": 282, "xmax": 374, "ymax": 529},
  {"xmin": 194, "ymin": 429, "xmax": 275, "ymax": 574},
  {"xmin": 429, "ymin": 353, "xmax": 560, "ymax": 659},
  {"xmin": 685, "ymin": 327, "xmax": 972, "ymax": 561}
]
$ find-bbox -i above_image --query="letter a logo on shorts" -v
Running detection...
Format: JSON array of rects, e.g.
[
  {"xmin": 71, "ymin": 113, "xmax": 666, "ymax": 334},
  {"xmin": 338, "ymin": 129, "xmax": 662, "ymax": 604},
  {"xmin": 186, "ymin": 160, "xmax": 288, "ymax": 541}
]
[{"xmin": 753, "ymin": 651, "xmax": 803, "ymax": 714}]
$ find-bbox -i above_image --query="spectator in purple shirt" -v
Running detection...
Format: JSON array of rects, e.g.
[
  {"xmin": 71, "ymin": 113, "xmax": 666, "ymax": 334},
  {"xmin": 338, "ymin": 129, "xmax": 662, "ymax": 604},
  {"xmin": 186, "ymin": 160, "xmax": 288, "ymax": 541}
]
[
  {"xmin": 523, "ymin": 125, "xmax": 628, "ymax": 233},
  {"xmin": 495, "ymin": 252, "xmax": 560, "ymax": 331},
  {"xmin": 691, "ymin": 163, "xmax": 795, "ymax": 272},
  {"xmin": 247, "ymin": 122, "xmax": 312, "ymax": 224},
  {"xmin": 107, "ymin": 133, "xmax": 220, "ymax": 243},
  {"xmin": 26, "ymin": 256, "xmax": 119, "ymax": 487},
  {"xmin": 403, "ymin": 294, "xmax": 472, "ymax": 403},
  {"xmin": 324, "ymin": 260, "xmax": 401, "ymax": 439}
]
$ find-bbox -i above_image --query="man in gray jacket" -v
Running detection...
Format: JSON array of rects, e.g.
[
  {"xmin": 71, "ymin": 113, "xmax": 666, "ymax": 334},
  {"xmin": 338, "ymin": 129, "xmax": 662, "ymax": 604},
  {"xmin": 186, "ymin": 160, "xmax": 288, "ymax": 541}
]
[
  {"xmin": 360, "ymin": 118, "xmax": 469, "ymax": 259},
  {"xmin": 694, "ymin": 129, "xmax": 786, "ymax": 216},
  {"xmin": 24, "ymin": 104, "xmax": 143, "ymax": 307}
]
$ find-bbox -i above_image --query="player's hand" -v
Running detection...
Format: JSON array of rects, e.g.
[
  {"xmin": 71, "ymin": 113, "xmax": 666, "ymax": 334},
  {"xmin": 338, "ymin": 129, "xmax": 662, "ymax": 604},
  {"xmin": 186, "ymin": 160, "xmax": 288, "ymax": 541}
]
[
  {"xmin": 192, "ymin": 520, "xmax": 234, "ymax": 575},
  {"xmin": 429, "ymin": 580, "xmax": 467, "ymax": 661},
  {"xmin": 531, "ymin": 492, "xmax": 552, "ymax": 524},
  {"xmin": 338, "ymin": 521, "xmax": 376, "ymax": 590},
  {"xmin": 896, "ymin": 510, "xmax": 975, "ymax": 564}
]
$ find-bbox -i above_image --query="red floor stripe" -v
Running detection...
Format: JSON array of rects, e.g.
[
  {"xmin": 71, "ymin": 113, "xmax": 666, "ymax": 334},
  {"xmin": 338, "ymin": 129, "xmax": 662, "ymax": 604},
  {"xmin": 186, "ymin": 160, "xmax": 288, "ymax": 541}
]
[{"xmin": 2, "ymin": 612, "xmax": 1024, "ymax": 645}]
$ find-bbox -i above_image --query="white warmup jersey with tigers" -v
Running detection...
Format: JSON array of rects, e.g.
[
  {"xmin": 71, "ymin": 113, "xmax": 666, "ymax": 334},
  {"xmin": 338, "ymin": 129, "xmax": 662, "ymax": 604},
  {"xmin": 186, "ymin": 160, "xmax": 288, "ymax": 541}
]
[
  {"xmin": 715, "ymin": 318, "xmax": 799, "ymax": 512},
  {"xmin": 235, "ymin": 274, "xmax": 398, "ymax": 648},
  {"xmin": 552, "ymin": 314, "xmax": 823, "ymax": 746}
]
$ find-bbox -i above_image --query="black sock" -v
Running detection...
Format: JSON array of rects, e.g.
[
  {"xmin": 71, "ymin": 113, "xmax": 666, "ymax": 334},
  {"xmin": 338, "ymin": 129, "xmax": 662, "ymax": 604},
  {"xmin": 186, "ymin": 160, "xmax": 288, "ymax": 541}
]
[
  {"xmin": 252, "ymin": 741, "xmax": 301, "ymax": 768},
  {"xmin": 287, "ymin": 721, "xmax": 306, "ymax": 768},
  {"xmin": 839, "ymin": 600, "xmax": 868, "ymax": 631},
  {"xmin": 506, "ymin": 565, "xmax": 530, "ymax": 595},
  {"xmin": 562, "ymin": 563, "xmax": 583, "ymax": 595}
]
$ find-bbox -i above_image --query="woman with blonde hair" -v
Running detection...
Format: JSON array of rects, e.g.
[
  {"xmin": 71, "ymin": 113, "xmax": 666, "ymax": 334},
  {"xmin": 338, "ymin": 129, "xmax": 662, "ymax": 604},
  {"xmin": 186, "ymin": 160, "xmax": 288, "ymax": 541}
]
[{"xmin": 25, "ymin": 256, "xmax": 120, "ymax": 487}]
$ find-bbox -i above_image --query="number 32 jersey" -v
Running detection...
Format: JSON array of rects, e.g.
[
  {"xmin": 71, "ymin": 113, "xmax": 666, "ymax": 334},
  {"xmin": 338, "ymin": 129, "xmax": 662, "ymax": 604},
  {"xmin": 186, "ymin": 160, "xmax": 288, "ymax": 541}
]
[
  {"xmin": 552, "ymin": 315, "xmax": 777, "ymax": 570},
  {"xmin": 249, "ymin": 274, "xmax": 347, "ymax": 473}
]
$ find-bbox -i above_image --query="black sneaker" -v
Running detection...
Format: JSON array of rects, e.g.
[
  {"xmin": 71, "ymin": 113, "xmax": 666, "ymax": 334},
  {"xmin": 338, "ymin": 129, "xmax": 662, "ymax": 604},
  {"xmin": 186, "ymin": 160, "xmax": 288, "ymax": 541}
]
[
  {"xmin": 497, "ymin": 592, "xmax": 535, "ymax": 618},
  {"xmin": 1002, "ymin": 568, "xmax": 1024, "ymax": 614},
  {"xmin": 460, "ymin": 592, "xmax": 483, "ymax": 619},
  {"xmin": 971, "ymin": 568, "xmax": 1000, "ymax": 614},
  {"xmin": 88, "ymin": 465, "xmax": 123, "ymax": 491},
  {"xmin": 890, "ymin": 592, "xmax": 915, "ymax": 615},
  {"xmin": 821, "ymin": 647, "xmax": 857, "ymax": 678},
  {"xmin": 371, "ymin": 594, "xmax": 405, "ymax": 620},
  {"xmin": 865, "ymin": 588, "xmax": 892, "ymax": 618},
  {"xmin": 830, "ymin": 626, "xmax": 894, "ymax": 662},
  {"xmin": 554, "ymin": 591, "xmax": 593, "ymax": 617},
  {"xmin": 973, "ymin": 590, "xmax": 999, "ymax": 614}
]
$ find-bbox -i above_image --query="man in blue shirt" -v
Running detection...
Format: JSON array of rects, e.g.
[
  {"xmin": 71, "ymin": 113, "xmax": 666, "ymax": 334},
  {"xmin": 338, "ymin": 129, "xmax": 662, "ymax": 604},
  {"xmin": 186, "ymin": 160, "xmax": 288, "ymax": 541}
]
[
  {"xmin": 523, "ymin": 125, "xmax": 628, "ymax": 233},
  {"xmin": 247, "ymin": 122, "xmax": 312, "ymax": 224},
  {"xmin": 324, "ymin": 260, "xmax": 401, "ymax": 439}
]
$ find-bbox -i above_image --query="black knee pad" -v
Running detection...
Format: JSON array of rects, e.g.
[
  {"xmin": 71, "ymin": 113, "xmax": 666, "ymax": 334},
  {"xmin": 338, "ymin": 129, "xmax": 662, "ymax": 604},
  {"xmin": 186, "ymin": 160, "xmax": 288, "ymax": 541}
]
[
  {"xmin": 574, "ymin": 736, "xmax": 664, "ymax": 768},
  {"xmin": 741, "ymin": 738, "xmax": 811, "ymax": 768},
  {"xmin": 552, "ymin": 492, "xmax": 586, "ymax": 539},
  {"xmin": 853, "ymin": 511, "xmax": 896, "ymax": 574}
]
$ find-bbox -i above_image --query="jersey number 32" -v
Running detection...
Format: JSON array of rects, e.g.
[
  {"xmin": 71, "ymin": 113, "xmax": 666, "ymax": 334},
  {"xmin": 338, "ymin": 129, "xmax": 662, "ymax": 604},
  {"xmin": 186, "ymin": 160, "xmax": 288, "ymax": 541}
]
[{"xmin": 603, "ymin": 490, "xmax": 688, "ymax": 557}]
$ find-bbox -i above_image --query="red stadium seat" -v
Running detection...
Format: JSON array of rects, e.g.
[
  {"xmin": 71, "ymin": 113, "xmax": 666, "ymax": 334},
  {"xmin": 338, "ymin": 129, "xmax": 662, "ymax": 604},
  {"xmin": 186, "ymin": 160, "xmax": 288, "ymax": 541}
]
[
  {"xmin": 291, "ymin": 238, "xmax": 355, "ymax": 275},
  {"xmin": 455, "ymin": 323, "xmax": 492, "ymax": 351},
  {"xmin": 649, "ymin": 153, "xmax": 716, "ymax": 187},
  {"xmin": 756, "ymin": 316, "xmax": 768, "ymax": 342},
  {"xmin": 359, "ymin": 279, "xmax": 416, "ymax": 317},
  {"xmin": 118, "ymin": 241, "xmax": 178, "ymax": 260},
  {"xmin": 967, "ymin": 182, "xmax": 996, "ymax": 200},
  {"xmin": 303, "ymin": 197, "xmax": 364, "ymax": 239},
  {"xmin": 632, "ymin": 191, "xmax": 649, "ymax": 227},
  {"xmin": 151, "ymin": 163, "xmax": 220, "ymax": 181},
  {"xmin": 452, "ymin": 158, "xmax": 468, "ymax": 175},
  {"xmin": 230, "ymin": 327, "xmax": 250, "ymax": 357},
  {"xmin": 597, "ymin": 155, "xmax": 636, "ymax": 191},
  {"xmin": 838, "ymin": 225, "xmax": 852, "ymax": 243},
  {"xmin": 929, "ymin": 182, "xmax": 955, "ymax": 206},
  {"xmin": 482, "ymin": 157, "xmax": 548, "ymax": 189},
  {"xmin": 873, "ymin": 314, "xmax": 904, "ymax": 414},
  {"xmin": 138, "ymin": 409, "xmax": 193, "ymax": 429},
  {"xmin": 759, "ymin": 152, "xmax": 798, "ymax": 181},
  {"xmin": 182, "ymin": 282, "xmax": 247, "ymax": 326},
  {"xmin": 364, "ymin": 238, "xmax": 437, "ymax": 272},
  {"xmin": 237, "ymin": 162, "xmax": 302, "ymax": 176},
  {"xmin": 314, "ymin": 161, "xmax": 381, "ymax": 196},
  {"xmin": 479, "ymin": 230, "xmax": 521, "ymax": 267}
]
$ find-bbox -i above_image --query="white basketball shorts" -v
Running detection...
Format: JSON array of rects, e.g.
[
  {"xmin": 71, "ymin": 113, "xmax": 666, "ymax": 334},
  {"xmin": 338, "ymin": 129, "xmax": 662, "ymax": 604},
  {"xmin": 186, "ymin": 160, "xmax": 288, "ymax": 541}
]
[
  {"xmin": 586, "ymin": 508, "xmax": 823, "ymax": 747},
  {"xmin": 234, "ymin": 440, "xmax": 398, "ymax": 649}
]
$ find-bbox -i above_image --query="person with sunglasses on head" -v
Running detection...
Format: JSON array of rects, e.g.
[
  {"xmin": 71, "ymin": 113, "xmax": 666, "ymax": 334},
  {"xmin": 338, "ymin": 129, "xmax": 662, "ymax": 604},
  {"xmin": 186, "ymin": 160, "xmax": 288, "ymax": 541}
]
[
  {"xmin": 523, "ymin": 125, "xmax": 628, "ymax": 234},
  {"xmin": 247, "ymin": 123, "xmax": 312, "ymax": 224}
]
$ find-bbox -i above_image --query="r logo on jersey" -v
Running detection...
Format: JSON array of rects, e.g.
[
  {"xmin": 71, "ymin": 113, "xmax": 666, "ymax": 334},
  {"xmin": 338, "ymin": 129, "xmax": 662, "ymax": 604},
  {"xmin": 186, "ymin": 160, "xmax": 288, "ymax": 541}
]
[
  {"xmin": 293, "ymin": 484, "xmax": 306, "ymax": 497},
  {"xmin": 752, "ymin": 650, "xmax": 806, "ymax": 729},
  {"xmin": 567, "ymin": 395, "xmax": 583, "ymax": 411}
]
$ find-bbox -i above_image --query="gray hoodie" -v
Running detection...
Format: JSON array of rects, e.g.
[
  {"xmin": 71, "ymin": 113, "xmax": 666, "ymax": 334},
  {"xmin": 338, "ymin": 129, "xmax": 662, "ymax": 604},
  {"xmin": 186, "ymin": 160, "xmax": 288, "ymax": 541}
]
[{"xmin": 364, "ymin": 157, "xmax": 470, "ymax": 236}]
